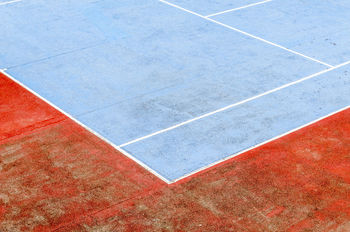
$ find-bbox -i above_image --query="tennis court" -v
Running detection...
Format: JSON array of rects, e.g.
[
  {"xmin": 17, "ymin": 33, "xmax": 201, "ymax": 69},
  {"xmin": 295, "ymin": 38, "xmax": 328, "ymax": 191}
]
[{"xmin": 0, "ymin": 0, "xmax": 350, "ymax": 230}]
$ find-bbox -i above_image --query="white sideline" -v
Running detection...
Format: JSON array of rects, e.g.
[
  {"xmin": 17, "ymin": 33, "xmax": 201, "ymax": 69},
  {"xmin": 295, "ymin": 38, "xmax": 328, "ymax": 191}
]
[
  {"xmin": 0, "ymin": 0, "xmax": 22, "ymax": 6},
  {"xmin": 119, "ymin": 60, "xmax": 350, "ymax": 148},
  {"xmin": 1, "ymin": 0, "xmax": 348, "ymax": 184},
  {"xmin": 1, "ymin": 66, "xmax": 349, "ymax": 184},
  {"xmin": 158, "ymin": 0, "xmax": 334, "ymax": 68},
  {"xmin": 205, "ymin": 0, "xmax": 273, "ymax": 18},
  {"xmin": 169, "ymin": 105, "xmax": 350, "ymax": 183},
  {"xmin": 0, "ymin": 69, "xmax": 172, "ymax": 184}
]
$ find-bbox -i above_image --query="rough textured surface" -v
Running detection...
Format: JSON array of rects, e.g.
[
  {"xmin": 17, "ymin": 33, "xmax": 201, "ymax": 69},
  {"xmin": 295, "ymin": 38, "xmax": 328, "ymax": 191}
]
[
  {"xmin": 58, "ymin": 109, "xmax": 350, "ymax": 232},
  {"xmin": 0, "ymin": 75, "xmax": 165, "ymax": 232},
  {"xmin": 0, "ymin": 73, "xmax": 64, "ymax": 141},
  {"xmin": 6, "ymin": 0, "xmax": 341, "ymax": 182},
  {"xmin": 0, "ymin": 121, "xmax": 165, "ymax": 232},
  {"xmin": 1, "ymin": 68, "xmax": 350, "ymax": 231}
]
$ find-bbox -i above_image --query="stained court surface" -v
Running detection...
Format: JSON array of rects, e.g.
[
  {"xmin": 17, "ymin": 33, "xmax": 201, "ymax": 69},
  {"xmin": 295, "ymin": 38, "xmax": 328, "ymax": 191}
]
[{"xmin": 0, "ymin": 0, "xmax": 350, "ymax": 231}]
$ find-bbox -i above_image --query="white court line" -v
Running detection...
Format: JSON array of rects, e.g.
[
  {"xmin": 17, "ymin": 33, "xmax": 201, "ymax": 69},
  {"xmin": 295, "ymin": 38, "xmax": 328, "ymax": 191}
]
[
  {"xmin": 169, "ymin": 104, "xmax": 350, "ymax": 183},
  {"xmin": 2, "ymin": 59, "xmax": 350, "ymax": 184},
  {"xmin": 119, "ymin": 59, "xmax": 350, "ymax": 148},
  {"xmin": 0, "ymin": 69, "xmax": 172, "ymax": 184},
  {"xmin": 0, "ymin": 0, "xmax": 346, "ymax": 183},
  {"xmin": 0, "ymin": 0, "xmax": 22, "ymax": 6},
  {"xmin": 205, "ymin": 0, "xmax": 273, "ymax": 18},
  {"xmin": 158, "ymin": 0, "xmax": 334, "ymax": 68}
]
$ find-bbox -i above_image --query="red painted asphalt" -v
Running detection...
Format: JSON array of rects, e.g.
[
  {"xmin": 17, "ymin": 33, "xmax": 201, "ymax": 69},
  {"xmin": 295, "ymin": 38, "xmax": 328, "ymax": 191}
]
[
  {"xmin": 0, "ymin": 73, "xmax": 349, "ymax": 231},
  {"xmin": 0, "ymin": 74, "xmax": 65, "ymax": 141}
]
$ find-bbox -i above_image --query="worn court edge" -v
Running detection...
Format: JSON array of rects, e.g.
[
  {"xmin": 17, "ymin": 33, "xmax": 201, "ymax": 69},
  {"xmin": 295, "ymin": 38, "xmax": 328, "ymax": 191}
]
[
  {"xmin": 169, "ymin": 105, "xmax": 350, "ymax": 183},
  {"xmin": 0, "ymin": 0, "xmax": 347, "ymax": 183},
  {"xmin": 0, "ymin": 69, "xmax": 172, "ymax": 184},
  {"xmin": 1, "ymin": 58, "xmax": 349, "ymax": 184}
]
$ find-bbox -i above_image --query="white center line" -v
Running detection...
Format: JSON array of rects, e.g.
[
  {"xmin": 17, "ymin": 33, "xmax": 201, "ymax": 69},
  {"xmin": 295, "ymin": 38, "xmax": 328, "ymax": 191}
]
[
  {"xmin": 205, "ymin": 0, "xmax": 273, "ymax": 18},
  {"xmin": 158, "ymin": 0, "xmax": 334, "ymax": 68},
  {"xmin": 119, "ymin": 59, "xmax": 350, "ymax": 148},
  {"xmin": 0, "ymin": 0, "xmax": 22, "ymax": 6}
]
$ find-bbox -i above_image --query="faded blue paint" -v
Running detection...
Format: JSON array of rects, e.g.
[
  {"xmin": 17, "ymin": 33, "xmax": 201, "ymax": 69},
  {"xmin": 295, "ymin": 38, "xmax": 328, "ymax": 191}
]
[
  {"xmin": 2, "ymin": 0, "xmax": 349, "ymax": 181},
  {"xmin": 167, "ymin": 0, "xmax": 271, "ymax": 16},
  {"xmin": 0, "ymin": 0, "xmax": 107, "ymax": 69},
  {"xmin": 212, "ymin": 0, "xmax": 350, "ymax": 66},
  {"xmin": 124, "ymin": 65, "xmax": 350, "ymax": 180}
]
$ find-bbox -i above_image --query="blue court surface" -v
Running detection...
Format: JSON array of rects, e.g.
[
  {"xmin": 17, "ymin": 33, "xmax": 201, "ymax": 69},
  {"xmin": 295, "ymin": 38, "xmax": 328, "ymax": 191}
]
[{"xmin": 1, "ymin": 0, "xmax": 350, "ymax": 182}]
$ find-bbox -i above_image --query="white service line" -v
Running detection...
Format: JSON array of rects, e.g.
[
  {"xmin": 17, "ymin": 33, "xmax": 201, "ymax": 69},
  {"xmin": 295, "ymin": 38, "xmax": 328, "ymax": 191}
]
[
  {"xmin": 0, "ymin": 0, "xmax": 22, "ymax": 6},
  {"xmin": 205, "ymin": 0, "xmax": 273, "ymax": 18},
  {"xmin": 158, "ymin": 0, "xmax": 334, "ymax": 68},
  {"xmin": 119, "ymin": 59, "xmax": 350, "ymax": 148},
  {"xmin": 169, "ymin": 104, "xmax": 350, "ymax": 184},
  {"xmin": 0, "ymin": 69, "xmax": 172, "ymax": 184}
]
